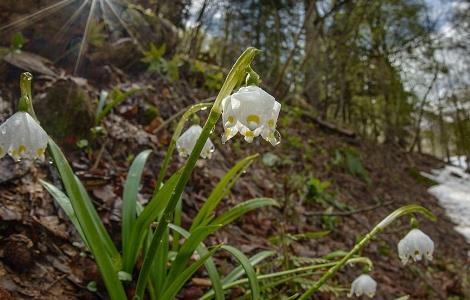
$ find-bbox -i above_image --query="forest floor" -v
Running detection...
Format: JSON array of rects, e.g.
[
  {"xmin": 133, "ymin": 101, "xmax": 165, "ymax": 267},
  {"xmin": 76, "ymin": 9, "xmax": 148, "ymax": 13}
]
[{"xmin": 0, "ymin": 66, "xmax": 469, "ymax": 300}]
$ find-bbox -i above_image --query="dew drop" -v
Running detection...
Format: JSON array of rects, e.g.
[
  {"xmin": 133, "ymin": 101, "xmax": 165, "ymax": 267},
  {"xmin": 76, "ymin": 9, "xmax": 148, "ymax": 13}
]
[
  {"xmin": 200, "ymin": 107, "xmax": 208, "ymax": 111},
  {"xmin": 1, "ymin": 128, "xmax": 6, "ymax": 135},
  {"xmin": 272, "ymin": 130, "xmax": 282, "ymax": 146}
]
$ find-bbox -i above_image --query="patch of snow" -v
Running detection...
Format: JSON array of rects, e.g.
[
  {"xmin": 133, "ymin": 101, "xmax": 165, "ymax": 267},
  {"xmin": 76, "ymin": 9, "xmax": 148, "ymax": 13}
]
[{"xmin": 421, "ymin": 164, "xmax": 470, "ymax": 253}]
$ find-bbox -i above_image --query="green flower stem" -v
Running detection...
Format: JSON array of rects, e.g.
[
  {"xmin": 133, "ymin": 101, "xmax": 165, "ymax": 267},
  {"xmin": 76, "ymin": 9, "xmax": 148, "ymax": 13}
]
[
  {"xmin": 154, "ymin": 102, "xmax": 212, "ymax": 254},
  {"xmin": 154, "ymin": 102, "xmax": 213, "ymax": 192},
  {"xmin": 134, "ymin": 47, "xmax": 260, "ymax": 299},
  {"xmin": 200, "ymin": 257, "xmax": 371, "ymax": 300},
  {"xmin": 298, "ymin": 204, "xmax": 436, "ymax": 300}
]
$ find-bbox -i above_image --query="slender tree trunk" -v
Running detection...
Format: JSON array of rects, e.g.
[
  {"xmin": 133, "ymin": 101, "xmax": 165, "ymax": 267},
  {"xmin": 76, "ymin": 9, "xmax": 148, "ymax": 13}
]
[
  {"xmin": 188, "ymin": 0, "xmax": 209, "ymax": 58},
  {"xmin": 409, "ymin": 68, "xmax": 438, "ymax": 153}
]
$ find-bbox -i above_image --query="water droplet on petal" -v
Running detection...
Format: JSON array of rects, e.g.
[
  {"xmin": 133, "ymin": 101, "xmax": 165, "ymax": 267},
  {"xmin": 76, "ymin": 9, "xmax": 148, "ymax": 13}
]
[
  {"xmin": 271, "ymin": 130, "xmax": 281, "ymax": 146},
  {"xmin": 1, "ymin": 129, "xmax": 5, "ymax": 135}
]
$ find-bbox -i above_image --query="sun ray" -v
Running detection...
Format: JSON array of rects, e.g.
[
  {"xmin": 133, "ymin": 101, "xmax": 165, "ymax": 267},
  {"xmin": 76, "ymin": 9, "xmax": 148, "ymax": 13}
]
[
  {"xmin": 53, "ymin": 0, "xmax": 90, "ymax": 44},
  {"xmin": 0, "ymin": 0, "xmax": 76, "ymax": 33},
  {"xmin": 73, "ymin": 0, "xmax": 98, "ymax": 74},
  {"xmin": 102, "ymin": 0, "xmax": 144, "ymax": 52}
]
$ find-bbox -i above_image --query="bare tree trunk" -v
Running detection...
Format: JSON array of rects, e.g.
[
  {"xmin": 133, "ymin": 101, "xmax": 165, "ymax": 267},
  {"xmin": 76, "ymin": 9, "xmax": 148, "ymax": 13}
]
[
  {"xmin": 408, "ymin": 68, "xmax": 438, "ymax": 153},
  {"xmin": 188, "ymin": 0, "xmax": 209, "ymax": 59}
]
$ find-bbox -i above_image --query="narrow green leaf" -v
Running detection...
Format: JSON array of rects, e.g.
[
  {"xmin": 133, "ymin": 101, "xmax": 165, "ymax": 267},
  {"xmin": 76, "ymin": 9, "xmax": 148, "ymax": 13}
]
[
  {"xmin": 222, "ymin": 251, "xmax": 274, "ymax": 285},
  {"xmin": 200, "ymin": 251, "xmax": 274, "ymax": 300},
  {"xmin": 148, "ymin": 226, "xmax": 169, "ymax": 299},
  {"xmin": 48, "ymin": 139, "xmax": 126, "ymax": 299},
  {"xmin": 40, "ymin": 180, "xmax": 89, "ymax": 248},
  {"xmin": 122, "ymin": 149, "xmax": 152, "ymax": 267},
  {"xmin": 164, "ymin": 225, "xmax": 221, "ymax": 287},
  {"xmin": 123, "ymin": 169, "xmax": 182, "ymax": 272},
  {"xmin": 169, "ymin": 224, "xmax": 225, "ymax": 300},
  {"xmin": 190, "ymin": 154, "xmax": 258, "ymax": 231},
  {"xmin": 221, "ymin": 245, "xmax": 260, "ymax": 300},
  {"xmin": 210, "ymin": 198, "xmax": 279, "ymax": 227},
  {"xmin": 160, "ymin": 245, "xmax": 222, "ymax": 300}
]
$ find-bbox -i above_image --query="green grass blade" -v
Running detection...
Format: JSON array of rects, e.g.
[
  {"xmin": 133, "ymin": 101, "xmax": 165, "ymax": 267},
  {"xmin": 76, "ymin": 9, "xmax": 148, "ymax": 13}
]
[
  {"xmin": 40, "ymin": 180, "xmax": 89, "ymax": 249},
  {"xmin": 190, "ymin": 154, "xmax": 258, "ymax": 231},
  {"xmin": 169, "ymin": 224, "xmax": 225, "ymax": 300},
  {"xmin": 220, "ymin": 245, "xmax": 260, "ymax": 300},
  {"xmin": 160, "ymin": 245, "xmax": 222, "ymax": 300},
  {"xmin": 122, "ymin": 149, "xmax": 152, "ymax": 268},
  {"xmin": 48, "ymin": 139, "xmax": 126, "ymax": 299},
  {"xmin": 210, "ymin": 198, "xmax": 279, "ymax": 227}
]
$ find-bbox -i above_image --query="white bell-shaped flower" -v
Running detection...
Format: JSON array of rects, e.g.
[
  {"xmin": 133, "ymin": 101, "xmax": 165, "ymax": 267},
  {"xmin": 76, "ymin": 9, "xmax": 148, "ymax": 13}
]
[
  {"xmin": 176, "ymin": 125, "xmax": 214, "ymax": 159},
  {"xmin": 397, "ymin": 228, "xmax": 434, "ymax": 265},
  {"xmin": 221, "ymin": 85, "xmax": 281, "ymax": 145},
  {"xmin": 348, "ymin": 274, "xmax": 377, "ymax": 298},
  {"xmin": 0, "ymin": 112, "xmax": 48, "ymax": 161}
]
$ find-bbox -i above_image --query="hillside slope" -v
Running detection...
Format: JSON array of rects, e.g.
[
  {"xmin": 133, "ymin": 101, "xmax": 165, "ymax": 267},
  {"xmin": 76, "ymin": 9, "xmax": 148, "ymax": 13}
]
[{"xmin": 0, "ymin": 70, "xmax": 469, "ymax": 299}]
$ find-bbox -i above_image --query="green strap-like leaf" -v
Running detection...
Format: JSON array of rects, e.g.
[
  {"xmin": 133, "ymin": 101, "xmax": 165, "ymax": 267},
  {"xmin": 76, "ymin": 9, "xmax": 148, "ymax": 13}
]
[
  {"xmin": 40, "ymin": 180, "xmax": 89, "ymax": 249},
  {"xmin": 164, "ymin": 225, "xmax": 221, "ymax": 288},
  {"xmin": 48, "ymin": 139, "xmax": 126, "ymax": 299},
  {"xmin": 122, "ymin": 149, "xmax": 152, "ymax": 266},
  {"xmin": 222, "ymin": 251, "xmax": 274, "ymax": 285},
  {"xmin": 220, "ymin": 245, "xmax": 260, "ymax": 300},
  {"xmin": 200, "ymin": 250, "xmax": 274, "ymax": 300},
  {"xmin": 160, "ymin": 245, "xmax": 222, "ymax": 300},
  {"xmin": 123, "ymin": 169, "xmax": 182, "ymax": 272},
  {"xmin": 169, "ymin": 224, "xmax": 225, "ymax": 300},
  {"xmin": 210, "ymin": 198, "xmax": 279, "ymax": 227},
  {"xmin": 190, "ymin": 154, "xmax": 258, "ymax": 231}
]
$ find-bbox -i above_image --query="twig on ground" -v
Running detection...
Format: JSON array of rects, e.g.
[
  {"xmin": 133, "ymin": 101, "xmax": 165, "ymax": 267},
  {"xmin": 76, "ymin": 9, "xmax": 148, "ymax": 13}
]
[{"xmin": 305, "ymin": 201, "xmax": 394, "ymax": 217}]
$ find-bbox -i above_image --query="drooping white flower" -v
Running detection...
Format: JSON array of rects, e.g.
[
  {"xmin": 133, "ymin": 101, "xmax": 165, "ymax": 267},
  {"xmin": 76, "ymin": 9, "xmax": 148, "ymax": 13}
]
[
  {"xmin": 348, "ymin": 274, "xmax": 377, "ymax": 298},
  {"xmin": 176, "ymin": 125, "xmax": 214, "ymax": 159},
  {"xmin": 221, "ymin": 85, "xmax": 281, "ymax": 145},
  {"xmin": 0, "ymin": 112, "xmax": 48, "ymax": 161},
  {"xmin": 397, "ymin": 228, "xmax": 434, "ymax": 265}
]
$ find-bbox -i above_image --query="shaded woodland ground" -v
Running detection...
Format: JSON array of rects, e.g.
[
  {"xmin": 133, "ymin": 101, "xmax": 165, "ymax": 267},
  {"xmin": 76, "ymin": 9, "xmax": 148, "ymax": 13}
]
[{"xmin": 0, "ymin": 0, "xmax": 470, "ymax": 299}]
